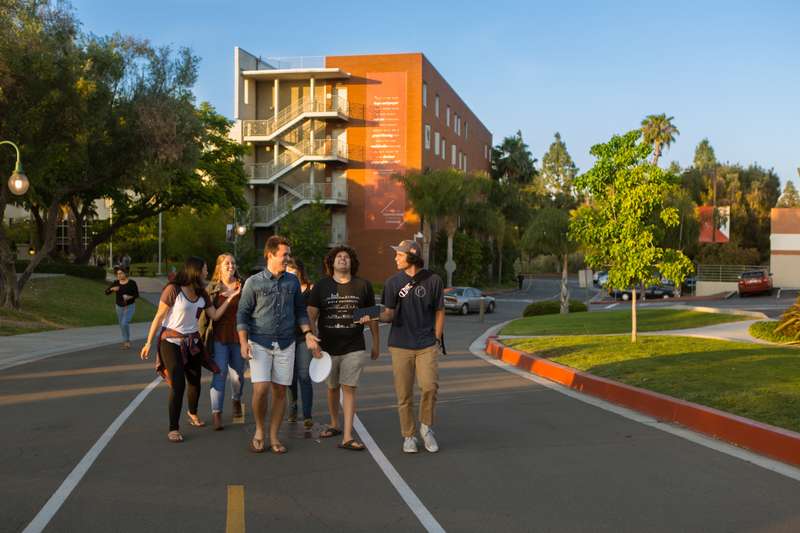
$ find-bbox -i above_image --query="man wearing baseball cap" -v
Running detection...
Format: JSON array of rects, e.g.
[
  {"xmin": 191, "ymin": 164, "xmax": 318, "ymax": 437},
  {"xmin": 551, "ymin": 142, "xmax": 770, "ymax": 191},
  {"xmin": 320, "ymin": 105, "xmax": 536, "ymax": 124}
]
[{"xmin": 363, "ymin": 239, "xmax": 445, "ymax": 453}]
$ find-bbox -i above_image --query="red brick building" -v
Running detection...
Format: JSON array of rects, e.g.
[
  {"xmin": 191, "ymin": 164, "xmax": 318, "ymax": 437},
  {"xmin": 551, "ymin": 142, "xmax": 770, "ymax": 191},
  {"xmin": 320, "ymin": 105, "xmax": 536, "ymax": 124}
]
[{"xmin": 231, "ymin": 49, "xmax": 492, "ymax": 281}]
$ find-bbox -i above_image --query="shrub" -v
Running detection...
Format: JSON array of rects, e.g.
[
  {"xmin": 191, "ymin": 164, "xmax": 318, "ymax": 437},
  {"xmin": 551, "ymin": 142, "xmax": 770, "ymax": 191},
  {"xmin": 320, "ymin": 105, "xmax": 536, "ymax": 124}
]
[
  {"xmin": 750, "ymin": 321, "xmax": 797, "ymax": 344},
  {"xmin": 15, "ymin": 260, "xmax": 106, "ymax": 280},
  {"xmin": 523, "ymin": 299, "xmax": 588, "ymax": 317}
]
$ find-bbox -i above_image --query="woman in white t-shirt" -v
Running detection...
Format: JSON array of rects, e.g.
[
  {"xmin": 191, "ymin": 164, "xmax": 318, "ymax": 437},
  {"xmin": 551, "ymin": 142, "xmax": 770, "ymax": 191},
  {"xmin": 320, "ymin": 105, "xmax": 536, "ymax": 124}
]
[{"xmin": 140, "ymin": 256, "xmax": 240, "ymax": 443}]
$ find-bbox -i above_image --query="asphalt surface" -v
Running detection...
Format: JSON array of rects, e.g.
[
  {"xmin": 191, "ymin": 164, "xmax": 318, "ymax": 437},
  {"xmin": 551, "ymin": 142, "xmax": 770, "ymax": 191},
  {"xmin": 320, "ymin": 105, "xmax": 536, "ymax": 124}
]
[{"xmin": 3, "ymin": 278, "xmax": 800, "ymax": 532}]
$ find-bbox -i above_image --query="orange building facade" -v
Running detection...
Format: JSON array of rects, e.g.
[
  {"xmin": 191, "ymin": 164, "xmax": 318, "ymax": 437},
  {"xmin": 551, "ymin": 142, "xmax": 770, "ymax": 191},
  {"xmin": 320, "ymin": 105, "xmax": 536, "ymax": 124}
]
[{"xmin": 231, "ymin": 49, "xmax": 492, "ymax": 282}]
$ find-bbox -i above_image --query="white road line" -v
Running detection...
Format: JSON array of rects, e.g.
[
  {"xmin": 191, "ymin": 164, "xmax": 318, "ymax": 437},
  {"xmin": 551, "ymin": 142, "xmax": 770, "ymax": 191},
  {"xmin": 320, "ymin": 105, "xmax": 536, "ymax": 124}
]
[
  {"xmin": 468, "ymin": 323, "xmax": 800, "ymax": 483},
  {"xmin": 604, "ymin": 303, "xmax": 619, "ymax": 309},
  {"xmin": 349, "ymin": 401, "xmax": 445, "ymax": 532},
  {"xmin": 23, "ymin": 376, "xmax": 161, "ymax": 533}
]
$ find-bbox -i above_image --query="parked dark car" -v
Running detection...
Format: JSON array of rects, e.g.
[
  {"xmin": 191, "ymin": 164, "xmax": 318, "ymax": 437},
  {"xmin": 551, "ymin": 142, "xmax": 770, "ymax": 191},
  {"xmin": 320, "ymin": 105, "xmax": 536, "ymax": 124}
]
[
  {"xmin": 610, "ymin": 282, "xmax": 674, "ymax": 300},
  {"xmin": 444, "ymin": 287, "xmax": 496, "ymax": 315},
  {"xmin": 644, "ymin": 283, "xmax": 675, "ymax": 299},
  {"xmin": 737, "ymin": 271, "xmax": 772, "ymax": 296}
]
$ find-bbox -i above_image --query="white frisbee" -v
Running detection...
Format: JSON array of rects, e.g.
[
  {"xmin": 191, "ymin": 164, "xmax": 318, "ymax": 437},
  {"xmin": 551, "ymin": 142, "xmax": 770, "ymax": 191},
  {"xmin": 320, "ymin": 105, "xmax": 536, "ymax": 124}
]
[{"xmin": 309, "ymin": 351, "xmax": 332, "ymax": 383}]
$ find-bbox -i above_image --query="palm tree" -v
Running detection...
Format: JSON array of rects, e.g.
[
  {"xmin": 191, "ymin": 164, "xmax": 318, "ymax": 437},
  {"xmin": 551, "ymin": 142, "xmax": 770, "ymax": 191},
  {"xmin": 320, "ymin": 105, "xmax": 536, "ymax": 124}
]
[
  {"xmin": 398, "ymin": 169, "xmax": 481, "ymax": 286},
  {"xmin": 491, "ymin": 130, "xmax": 537, "ymax": 184},
  {"xmin": 641, "ymin": 114, "xmax": 679, "ymax": 166}
]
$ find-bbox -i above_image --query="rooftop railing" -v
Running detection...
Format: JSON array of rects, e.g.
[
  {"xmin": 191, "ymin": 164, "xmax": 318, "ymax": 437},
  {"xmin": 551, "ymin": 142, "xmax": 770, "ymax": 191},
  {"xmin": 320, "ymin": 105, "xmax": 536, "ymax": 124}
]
[{"xmin": 262, "ymin": 56, "xmax": 326, "ymax": 69}]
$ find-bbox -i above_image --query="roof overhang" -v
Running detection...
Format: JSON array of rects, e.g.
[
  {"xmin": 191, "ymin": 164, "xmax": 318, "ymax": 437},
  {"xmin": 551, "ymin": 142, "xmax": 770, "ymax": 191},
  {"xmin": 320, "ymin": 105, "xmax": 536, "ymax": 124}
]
[{"xmin": 241, "ymin": 68, "xmax": 350, "ymax": 81}]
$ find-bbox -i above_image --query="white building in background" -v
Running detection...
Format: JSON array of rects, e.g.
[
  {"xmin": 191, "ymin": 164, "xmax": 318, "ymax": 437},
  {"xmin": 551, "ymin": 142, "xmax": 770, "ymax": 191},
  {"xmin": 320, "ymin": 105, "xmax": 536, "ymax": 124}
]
[{"xmin": 770, "ymin": 208, "xmax": 800, "ymax": 289}]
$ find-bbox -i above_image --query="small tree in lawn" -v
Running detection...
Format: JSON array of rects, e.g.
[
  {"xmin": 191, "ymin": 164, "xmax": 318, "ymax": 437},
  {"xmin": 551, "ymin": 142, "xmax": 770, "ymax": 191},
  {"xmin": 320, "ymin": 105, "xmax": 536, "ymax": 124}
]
[
  {"xmin": 522, "ymin": 207, "xmax": 576, "ymax": 314},
  {"xmin": 569, "ymin": 130, "xmax": 693, "ymax": 342}
]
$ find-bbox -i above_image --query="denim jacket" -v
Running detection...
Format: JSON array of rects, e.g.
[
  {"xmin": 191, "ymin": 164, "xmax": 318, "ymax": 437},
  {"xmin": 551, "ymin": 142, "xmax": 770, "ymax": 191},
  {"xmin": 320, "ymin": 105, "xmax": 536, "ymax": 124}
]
[{"xmin": 236, "ymin": 269, "xmax": 309, "ymax": 349}]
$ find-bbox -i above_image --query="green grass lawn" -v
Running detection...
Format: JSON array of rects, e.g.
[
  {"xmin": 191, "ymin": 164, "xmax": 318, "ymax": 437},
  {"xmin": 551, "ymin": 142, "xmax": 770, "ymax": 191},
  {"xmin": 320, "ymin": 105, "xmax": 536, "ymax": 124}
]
[
  {"xmin": 501, "ymin": 308, "xmax": 748, "ymax": 336},
  {"xmin": 506, "ymin": 335, "xmax": 800, "ymax": 433},
  {"xmin": 0, "ymin": 276, "xmax": 157, "ymax": 335}
]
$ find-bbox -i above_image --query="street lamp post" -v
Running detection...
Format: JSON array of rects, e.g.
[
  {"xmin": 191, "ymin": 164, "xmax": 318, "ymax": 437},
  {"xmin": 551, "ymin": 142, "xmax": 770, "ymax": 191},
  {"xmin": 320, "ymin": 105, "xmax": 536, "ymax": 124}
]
[
  {"xmin": 232, "ymin": 208, "xmax": 247, "ymax": 261},
  {"xmin": 1, "ymin": 140, "xmax": 30, "ymax": 196}
]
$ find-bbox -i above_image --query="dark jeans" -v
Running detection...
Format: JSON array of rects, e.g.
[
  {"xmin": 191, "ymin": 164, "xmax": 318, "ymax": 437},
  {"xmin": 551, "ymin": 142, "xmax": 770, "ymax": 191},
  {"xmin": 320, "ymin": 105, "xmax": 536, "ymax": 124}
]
[
  {"xmin": 288, "ymin": 340, "xmax": 313, "ymax": 419},
  {"xmin": 159, "ymin": 340, "xmax": 202, "ymax": 431}
]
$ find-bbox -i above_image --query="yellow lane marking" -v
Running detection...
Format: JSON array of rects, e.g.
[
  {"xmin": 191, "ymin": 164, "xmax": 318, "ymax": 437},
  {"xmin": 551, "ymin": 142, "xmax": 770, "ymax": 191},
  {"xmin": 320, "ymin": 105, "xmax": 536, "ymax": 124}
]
[{"xmin": 226, "ymin": 485, "xmax": 245, "ymax": 533}]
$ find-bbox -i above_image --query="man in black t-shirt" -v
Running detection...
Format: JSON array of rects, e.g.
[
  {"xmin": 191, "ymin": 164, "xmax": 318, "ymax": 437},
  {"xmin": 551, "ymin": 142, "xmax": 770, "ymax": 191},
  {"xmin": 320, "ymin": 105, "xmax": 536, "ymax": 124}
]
[
  {"xmin": 367, "ymin": 239, "xmax": 444, "ymax": 454},
  {"xmin": 308, "ymin": 245, "xmax": 379, "ymax": 451}
]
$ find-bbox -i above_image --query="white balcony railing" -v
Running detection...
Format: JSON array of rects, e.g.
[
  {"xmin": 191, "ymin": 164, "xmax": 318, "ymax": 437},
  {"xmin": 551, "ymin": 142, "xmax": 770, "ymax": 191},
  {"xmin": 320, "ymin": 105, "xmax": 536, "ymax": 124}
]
[
  {"xmin": 242, "ymin": 95, "xmax": 349, "ymax": 139},
  {"xmin": 251, "ymin": 182, "xmax": 348, "ymax": 226},
  {"xmin": 246, "ymin": 139, "xmax": 347, "ymax": 182}
]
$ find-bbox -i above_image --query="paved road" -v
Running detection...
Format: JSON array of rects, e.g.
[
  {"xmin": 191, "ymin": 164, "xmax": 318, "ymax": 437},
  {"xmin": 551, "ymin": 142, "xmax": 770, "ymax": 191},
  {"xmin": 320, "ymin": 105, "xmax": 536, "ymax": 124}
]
[{"xmin": 3, "ymin": 288, "xmax": 799, "ymax": 532}]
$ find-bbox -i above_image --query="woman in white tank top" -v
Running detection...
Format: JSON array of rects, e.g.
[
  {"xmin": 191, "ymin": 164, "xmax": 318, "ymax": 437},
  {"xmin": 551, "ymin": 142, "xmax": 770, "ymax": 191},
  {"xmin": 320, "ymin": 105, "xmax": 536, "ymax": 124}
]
[{"xmin": 140, "ymin": 256, "xmax": 240, "ymax": 443}]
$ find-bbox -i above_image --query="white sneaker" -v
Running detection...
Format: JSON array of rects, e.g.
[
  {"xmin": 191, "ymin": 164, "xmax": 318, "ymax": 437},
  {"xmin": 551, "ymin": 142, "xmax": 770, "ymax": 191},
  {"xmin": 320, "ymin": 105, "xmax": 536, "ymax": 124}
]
[
  {"xmin": 403, "ymin": 436, "xmax": 419, "ymax": 453},
  {"xmin": 420, "ymin": 424, "xmax": 439, "ymax": 453}
]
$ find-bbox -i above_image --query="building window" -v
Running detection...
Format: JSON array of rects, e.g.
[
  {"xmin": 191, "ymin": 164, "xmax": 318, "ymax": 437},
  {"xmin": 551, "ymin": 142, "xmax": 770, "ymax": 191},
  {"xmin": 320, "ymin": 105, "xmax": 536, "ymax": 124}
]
[
  {"xmin": 465, "ymin": 121, "xmax": 469, "ymax": 140},
  {"xmin": 484, "ymin": 145, "xmax": 488, "ymax": 159},
  {"xmin": 424, "ymin": 125, "xmax": 431, "ymax": 150},
  {"xmin": 434, "ymin": 131, "xmax": 440, "ymax": 155},
  {"xmin": 464, "ymin": 154, "xmax": 467, "ymax": 172},
  {"xmin": 458, "ymin": 151, "xmax": 462, "ymax": 169},
  {"xmin": 446, "ymin": 105, "xmax": 451, "ymax": 127},
  {"xmin": 457, "ymin": 116, "xmax": 462, "ymax": 136},
  {"xmin": 423, "ymin": 82, "xmax": 427, "ymax": 108},
  {"xmin": 441, "ymin": 139, "xmax": 446, "ymax": 160},
  {"xmin": 451, "ymin": 144, "xmax": 456, "ymax": 165},
  {"xmin": 435, "ymin": 94, "xmax": 439, "ymax": 117}
]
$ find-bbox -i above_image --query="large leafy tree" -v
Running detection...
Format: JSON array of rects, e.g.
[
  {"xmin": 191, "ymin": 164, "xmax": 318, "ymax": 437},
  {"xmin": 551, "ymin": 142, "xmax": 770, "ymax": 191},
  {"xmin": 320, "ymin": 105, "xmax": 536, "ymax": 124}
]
[
  {"xmin": 777, "ymin": 180, "xmax": 800, "ymax": 208},
  {"xmin": 277, "ymin": 201, "xmax": 330, "ymax": 278},
  {"xmin": 540, "ymin": 132, "xmax": 578, "ymax": 198},
  {"xmin": 641, "ymin": 114, "xmax": 679, "ymax": 166},
  {"xmin": 522, "ymin": 207, "xmax": 577, "ymax": 314},
  {"xmin": 693, "ymin": 138, "xmax": 717, "ymax": 172},
  {"xmin": 570, "ymin": 130, "xmax": 693, "ymax": 342},
  {"xmin": 0, "ymin": 1, "xmax": 246, "ymax": 308}
]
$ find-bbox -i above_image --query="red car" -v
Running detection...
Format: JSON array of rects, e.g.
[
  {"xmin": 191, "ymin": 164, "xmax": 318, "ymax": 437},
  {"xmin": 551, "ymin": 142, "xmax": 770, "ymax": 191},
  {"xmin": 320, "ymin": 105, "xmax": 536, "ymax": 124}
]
[{"xmin": 737, "ymin": 271, "xmax": 772, "ymax": 296}]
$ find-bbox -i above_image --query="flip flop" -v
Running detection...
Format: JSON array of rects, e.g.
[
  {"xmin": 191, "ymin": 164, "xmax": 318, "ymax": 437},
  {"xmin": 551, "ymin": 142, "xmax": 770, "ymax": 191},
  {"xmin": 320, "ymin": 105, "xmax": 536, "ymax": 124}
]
[
  {"xmin": 167, "ymin": 431, "xmax": 184, "ymax": 443},
  {"xmin": 269, "ymin": 442, "xmax": 288, "ymax": 454},
  {"xmin": 338, "ymin": 439, "xmax": 366, "ymax": 451},
  {"xmin": 319, "ymin": 426, "xmax": 342, "ymax": 438},
  {"xmin": 187, "ymin": 413, "xmax": 206, "ymax": 427},
  {"xmin": 249, "ymin": 437, "xmax": 265, "ymax": 453}
]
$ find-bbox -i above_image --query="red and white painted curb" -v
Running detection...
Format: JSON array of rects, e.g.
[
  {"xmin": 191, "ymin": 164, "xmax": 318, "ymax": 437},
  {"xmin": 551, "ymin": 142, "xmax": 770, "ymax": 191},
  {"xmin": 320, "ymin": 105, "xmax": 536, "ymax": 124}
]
[{"xmin": 485, "ymin": 336, "xmax": 800, "ymax": 468}]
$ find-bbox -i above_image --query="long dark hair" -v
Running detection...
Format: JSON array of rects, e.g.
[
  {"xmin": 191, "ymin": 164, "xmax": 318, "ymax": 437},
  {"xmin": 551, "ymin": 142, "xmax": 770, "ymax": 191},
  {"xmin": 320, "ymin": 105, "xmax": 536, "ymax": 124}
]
[
  {"xmin": 173, "ymin": 256, "xmax": 207, "ymax": 293},
  {"xmin": 287, "ymin": 257, "xmax": 312, "ymax": 288}
]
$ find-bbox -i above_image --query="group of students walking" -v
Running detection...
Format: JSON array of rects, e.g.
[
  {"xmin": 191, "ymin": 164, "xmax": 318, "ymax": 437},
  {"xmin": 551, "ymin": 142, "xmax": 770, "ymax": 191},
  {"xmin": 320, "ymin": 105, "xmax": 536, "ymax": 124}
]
[{"xmin": 134, "ymin": 236, "xmax": 446, "ymax": 454}]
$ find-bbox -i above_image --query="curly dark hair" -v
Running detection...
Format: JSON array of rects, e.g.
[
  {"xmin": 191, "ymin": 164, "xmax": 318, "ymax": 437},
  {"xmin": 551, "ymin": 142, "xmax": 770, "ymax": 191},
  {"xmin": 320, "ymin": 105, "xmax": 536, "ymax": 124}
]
[{"xmin": 324, "ymin": 245, "xmax": 359, "ymax": 277}]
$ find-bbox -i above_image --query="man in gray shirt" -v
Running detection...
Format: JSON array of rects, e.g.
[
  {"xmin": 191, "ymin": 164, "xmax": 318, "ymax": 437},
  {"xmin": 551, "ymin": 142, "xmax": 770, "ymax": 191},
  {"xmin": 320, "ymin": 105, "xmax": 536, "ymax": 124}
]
[{"xmin": 237, "ymin": 235, "xmax": 320, "ymax": 454}]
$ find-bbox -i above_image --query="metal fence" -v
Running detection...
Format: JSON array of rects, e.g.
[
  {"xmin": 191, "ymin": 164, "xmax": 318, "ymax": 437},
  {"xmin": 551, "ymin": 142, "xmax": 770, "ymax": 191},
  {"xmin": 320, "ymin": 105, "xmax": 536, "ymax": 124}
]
[{"xmin": 695, "ymin": 264, "xmax": 768, "ymax": 283}]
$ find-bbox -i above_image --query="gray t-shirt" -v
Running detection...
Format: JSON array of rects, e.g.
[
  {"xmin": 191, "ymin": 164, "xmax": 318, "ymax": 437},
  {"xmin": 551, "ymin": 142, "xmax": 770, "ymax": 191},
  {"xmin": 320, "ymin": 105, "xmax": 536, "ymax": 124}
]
[{"xmin": 383, "ymin": 270, "xmax": 444, "ymax": 350}]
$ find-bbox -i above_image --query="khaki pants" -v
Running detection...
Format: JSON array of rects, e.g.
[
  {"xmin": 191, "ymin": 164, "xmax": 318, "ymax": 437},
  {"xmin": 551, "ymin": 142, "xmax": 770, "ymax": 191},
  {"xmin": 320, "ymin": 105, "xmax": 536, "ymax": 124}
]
[{"xmin": 389, "ymin": 345, "xmax": 439, "ymax": 438}]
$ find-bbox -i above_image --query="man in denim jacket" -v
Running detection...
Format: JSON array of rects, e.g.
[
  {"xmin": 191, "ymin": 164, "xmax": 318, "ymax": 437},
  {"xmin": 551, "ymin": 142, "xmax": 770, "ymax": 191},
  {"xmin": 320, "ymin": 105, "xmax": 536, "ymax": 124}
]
[{"xmin": 237, "ymin": 235, "xmax": 320, "ymax": 454}]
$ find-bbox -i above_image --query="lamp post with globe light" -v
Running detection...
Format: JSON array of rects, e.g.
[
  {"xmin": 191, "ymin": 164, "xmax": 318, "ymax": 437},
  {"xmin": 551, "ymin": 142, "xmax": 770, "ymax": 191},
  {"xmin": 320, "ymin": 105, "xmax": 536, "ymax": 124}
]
[
  {"xmin": 1, "ymin": 140, "xmax": 29, "ymax": 196},
  {"xmin": 233, "ymin": 213, "xmax": 247, "ymax": 262}
]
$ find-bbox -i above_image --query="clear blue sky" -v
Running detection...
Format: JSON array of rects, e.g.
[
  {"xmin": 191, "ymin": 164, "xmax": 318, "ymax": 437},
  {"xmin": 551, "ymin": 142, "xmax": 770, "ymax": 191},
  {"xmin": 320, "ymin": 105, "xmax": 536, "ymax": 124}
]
[{"xmin": 72, "ymin": 0, "xmax": 799, "ymax": 184}]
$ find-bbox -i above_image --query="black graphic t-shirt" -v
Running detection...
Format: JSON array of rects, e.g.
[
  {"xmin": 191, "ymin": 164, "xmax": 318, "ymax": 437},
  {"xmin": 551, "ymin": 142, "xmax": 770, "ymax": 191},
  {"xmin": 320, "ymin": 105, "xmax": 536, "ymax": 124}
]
[
  {"xmin": 308, "ymin": 276, "xmax": 376, "ymax": 356},
  {"xmin": 383, "ymin": 270, "xmax": 444, "ymax": 350}
]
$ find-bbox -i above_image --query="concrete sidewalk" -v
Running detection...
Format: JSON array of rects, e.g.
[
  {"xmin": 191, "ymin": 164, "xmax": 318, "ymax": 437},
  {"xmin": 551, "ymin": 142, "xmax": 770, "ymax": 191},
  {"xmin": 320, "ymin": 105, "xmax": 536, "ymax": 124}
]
[
  {"xmin": 498, "ymin": 318, "xmax": 777, "ymax": 345},
  {"xmin": 0, "ymin": 322, "xmax": 150, "ymax": 371}
]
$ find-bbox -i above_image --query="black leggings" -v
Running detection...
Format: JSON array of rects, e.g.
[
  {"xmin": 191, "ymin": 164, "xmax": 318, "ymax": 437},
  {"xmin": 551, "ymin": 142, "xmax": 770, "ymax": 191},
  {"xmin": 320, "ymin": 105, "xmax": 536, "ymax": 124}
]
[{"xmin": 159, "ymin": 340, "xmax": 202, "ymax": 431}]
